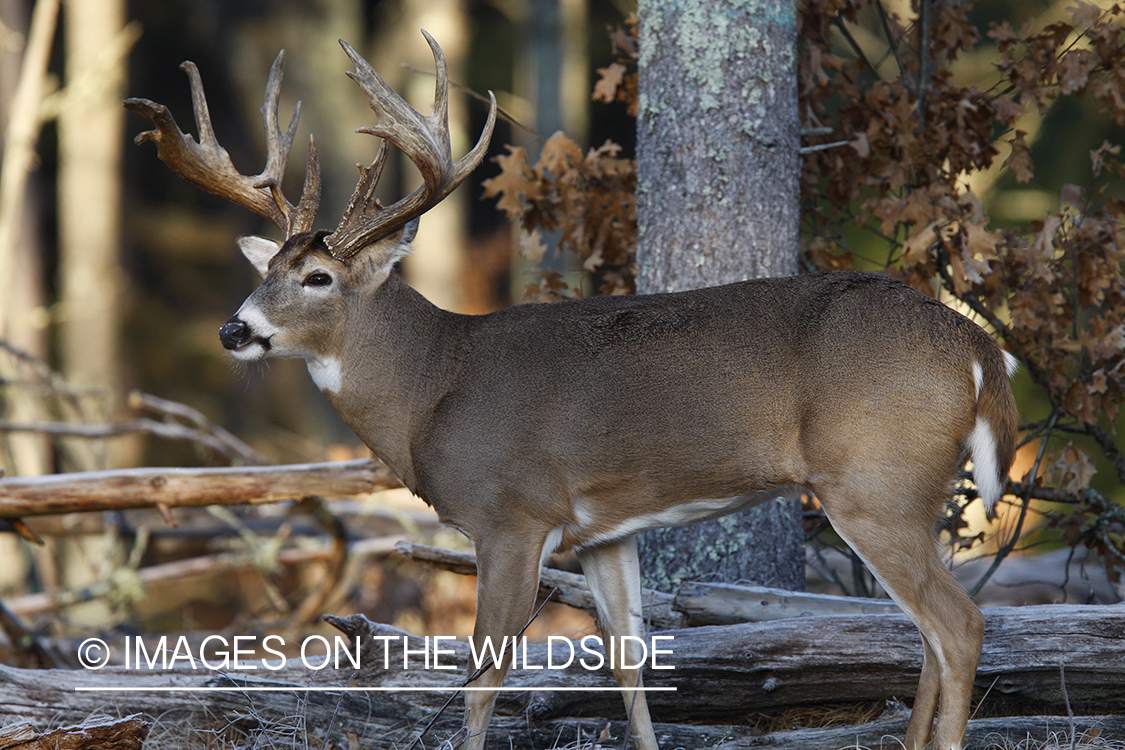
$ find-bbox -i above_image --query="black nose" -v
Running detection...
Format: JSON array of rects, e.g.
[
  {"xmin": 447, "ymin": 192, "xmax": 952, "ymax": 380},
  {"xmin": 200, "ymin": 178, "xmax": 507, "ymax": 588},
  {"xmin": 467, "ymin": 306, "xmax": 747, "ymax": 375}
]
[{"xmin": 219, "ymin": 317, "xmax": 251, "ymax": 350}]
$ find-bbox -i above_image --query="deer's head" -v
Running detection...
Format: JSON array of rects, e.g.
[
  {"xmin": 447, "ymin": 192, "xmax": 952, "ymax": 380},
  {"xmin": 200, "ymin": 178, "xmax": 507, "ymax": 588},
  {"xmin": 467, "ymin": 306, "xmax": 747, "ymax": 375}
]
[{"xmin": 125, "ymin": 34, "xmax": 496, "ymax": 369}]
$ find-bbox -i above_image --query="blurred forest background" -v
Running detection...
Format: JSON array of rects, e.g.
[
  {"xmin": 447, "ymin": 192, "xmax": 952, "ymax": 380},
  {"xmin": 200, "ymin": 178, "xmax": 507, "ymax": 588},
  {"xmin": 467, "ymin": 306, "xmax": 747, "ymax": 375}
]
[{"xmin": 0, "ymin": 0, "xmax": 1123, "ymax": 664}]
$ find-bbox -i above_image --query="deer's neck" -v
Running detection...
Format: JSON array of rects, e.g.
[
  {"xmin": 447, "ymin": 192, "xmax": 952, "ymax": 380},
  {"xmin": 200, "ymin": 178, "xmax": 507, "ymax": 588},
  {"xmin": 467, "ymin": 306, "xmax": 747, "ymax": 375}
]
[{"xmin": 320, "ymin": 273, "xmax": 469, "ymax": 493}]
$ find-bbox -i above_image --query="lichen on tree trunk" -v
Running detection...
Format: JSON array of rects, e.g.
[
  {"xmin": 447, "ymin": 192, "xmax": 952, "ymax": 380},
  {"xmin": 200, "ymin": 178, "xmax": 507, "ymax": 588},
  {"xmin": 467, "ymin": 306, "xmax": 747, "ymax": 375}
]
[
  {"xmin": 633, "ymin": 0, "xmax": 805, "ymax": 594},
  {"xmin": 635, "ymin": 0, "xmax": 801, "ymax": 292}
]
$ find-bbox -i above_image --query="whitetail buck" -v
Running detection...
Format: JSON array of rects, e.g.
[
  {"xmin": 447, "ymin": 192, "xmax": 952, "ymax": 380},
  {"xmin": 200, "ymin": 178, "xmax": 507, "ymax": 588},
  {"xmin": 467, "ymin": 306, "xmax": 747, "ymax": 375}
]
[{"xmin": 126, "ymin": 34, "xmax": 1019, "ymax": 750}]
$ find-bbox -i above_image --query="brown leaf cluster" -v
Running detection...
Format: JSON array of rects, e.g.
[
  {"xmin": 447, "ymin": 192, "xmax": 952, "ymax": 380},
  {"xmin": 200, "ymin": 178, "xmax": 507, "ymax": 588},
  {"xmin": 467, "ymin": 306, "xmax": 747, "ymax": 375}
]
[
  {"xmin": 1045, "ymin": 441, "xmax": 1125, "ymax": 582},
  {"xmin": 799, "ymin": 1, "xmax": 1125, "ymax": 432},
  {"xmin": 592, "ymin": 14, "xmax": 639, "ymax": 117},
  {"xmin": 481, "ymin": 132, "xmax": 636, "ymax": 301}
]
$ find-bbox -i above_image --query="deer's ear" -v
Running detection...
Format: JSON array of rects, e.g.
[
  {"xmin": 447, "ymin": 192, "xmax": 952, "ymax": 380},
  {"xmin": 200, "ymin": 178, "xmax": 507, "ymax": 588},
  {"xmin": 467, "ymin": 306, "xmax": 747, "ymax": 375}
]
[
  {"xmin": 355, "ymin": 219, "xmax": 419, "ymax": 276},
  {"xmin": 238, "ymin": 235, "xmax": 282, "ymax": 278},
  {"xmin": 401, "ymin": 217, "xmax": 419, "ymax": 246}
]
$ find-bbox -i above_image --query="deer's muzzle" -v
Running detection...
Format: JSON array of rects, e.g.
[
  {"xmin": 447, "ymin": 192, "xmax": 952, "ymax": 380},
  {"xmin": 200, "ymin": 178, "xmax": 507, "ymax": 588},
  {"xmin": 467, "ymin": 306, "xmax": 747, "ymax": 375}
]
[{"xmin": 219, "ymin": 317, "xmax": 265, "ymax": 352}]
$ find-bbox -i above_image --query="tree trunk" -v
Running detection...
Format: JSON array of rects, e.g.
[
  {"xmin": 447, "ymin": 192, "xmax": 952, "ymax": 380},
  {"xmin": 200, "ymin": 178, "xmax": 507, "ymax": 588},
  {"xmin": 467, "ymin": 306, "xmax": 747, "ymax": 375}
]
[
  {"xmin": 57, "ymin": 0, "xmax": 129, "ymax": 472},
  {"xmin": 633, "ymin": 0, "xmax": 804, "ymax": 593},
  {"xmin": 0, "ymin": 0, "xmax": 56, "ymax": 477},
  {"xmin": 397, "ymin": 0, "xmax": 470, "ymax": 312}
]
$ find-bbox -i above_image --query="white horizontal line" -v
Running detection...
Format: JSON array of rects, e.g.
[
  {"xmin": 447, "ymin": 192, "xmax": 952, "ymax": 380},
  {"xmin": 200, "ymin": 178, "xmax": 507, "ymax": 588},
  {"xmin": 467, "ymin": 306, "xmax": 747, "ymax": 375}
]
[{"xmin": 74, "ymin": 686, "xmax": 677, "ymax": 693}]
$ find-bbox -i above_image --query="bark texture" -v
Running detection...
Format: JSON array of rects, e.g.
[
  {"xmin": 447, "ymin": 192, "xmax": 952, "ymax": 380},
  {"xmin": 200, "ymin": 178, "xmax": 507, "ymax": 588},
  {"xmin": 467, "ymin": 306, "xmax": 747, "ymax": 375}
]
[
  {"xmin": 635, "ymin": 0, "xmax": 800, "ymax": 290},
  {"xmin": 634, "ymin": 0, "xmax": 804, "ymax": 593}
]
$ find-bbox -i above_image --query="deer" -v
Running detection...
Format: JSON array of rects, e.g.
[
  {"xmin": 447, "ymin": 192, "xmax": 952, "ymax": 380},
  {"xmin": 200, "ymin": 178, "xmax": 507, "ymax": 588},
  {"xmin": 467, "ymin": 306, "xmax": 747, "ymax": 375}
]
[{"xmin": 125, "ymin": 33, "xmax": 1019, "ymax": 750}]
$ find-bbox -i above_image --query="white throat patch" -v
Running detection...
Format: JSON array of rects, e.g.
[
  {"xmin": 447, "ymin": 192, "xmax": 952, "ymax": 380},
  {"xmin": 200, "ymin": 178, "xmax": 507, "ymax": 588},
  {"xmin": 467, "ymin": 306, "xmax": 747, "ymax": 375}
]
[{"xmin": 307, "ymin": 356, "xmax": 343, "ymax": 394}]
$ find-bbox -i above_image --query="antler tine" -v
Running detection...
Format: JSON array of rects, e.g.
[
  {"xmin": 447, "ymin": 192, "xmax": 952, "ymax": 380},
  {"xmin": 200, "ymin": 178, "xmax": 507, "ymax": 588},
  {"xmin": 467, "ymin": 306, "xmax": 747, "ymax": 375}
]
[
  {"xmin": 255, "ymin": 53, "xmax": 298, "ymax": 185},
  {"xmin": 292, "ymin": 135, "xmax": 322, "ymax": 235},
  {"xmin": 253, "ymin": 52, "xmax": 301, "ymax": 230},
  {"xmin": 325, "ymin": 33, "xmax": 497, "ymax": 258},
  {"xmin": 124, "ymin": 51, "xmax": 321, "ymax": 237},
  {"xmin": 338, "ymin": 140, "xmax": 390, "ymax": 229}
]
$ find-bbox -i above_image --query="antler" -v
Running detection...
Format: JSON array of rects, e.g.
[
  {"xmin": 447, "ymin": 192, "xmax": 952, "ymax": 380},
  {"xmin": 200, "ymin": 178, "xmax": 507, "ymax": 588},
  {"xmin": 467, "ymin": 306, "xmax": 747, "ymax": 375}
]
[
  {"xmin": 324, "ymin": 33, "xmax": 498, "ymax": 259},
  {"xmin": 125, "ymin": 36, "xmax": 495, "ymax": 255},
  {"xmin": 124, "ymin": 51, "xmax": 321, "ymax": 237}
]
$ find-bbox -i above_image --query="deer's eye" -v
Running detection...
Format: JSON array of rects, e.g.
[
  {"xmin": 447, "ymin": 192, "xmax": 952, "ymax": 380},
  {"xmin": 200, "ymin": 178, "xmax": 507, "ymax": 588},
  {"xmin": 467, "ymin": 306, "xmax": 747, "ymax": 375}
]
[{"xmin": 303, "ymin": 272, "xmax": 332, "ymax": 288}]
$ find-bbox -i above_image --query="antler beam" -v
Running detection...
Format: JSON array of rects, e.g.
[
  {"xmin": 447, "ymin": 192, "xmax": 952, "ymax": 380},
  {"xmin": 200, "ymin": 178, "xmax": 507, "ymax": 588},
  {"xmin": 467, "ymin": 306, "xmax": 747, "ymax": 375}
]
[{"xmin": 124, "ymin": 52, "xmax": 321, "ymax": 237}]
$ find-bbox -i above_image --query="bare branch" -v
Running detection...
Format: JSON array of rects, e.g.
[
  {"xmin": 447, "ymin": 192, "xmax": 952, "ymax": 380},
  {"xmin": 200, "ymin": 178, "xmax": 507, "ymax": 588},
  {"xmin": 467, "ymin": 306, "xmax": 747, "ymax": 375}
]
[
  {"xmin": 127, "ymin": 390, "xmax": 267, "ymax": 465},
  {"xmin": 395, "ymin": 540, "xmax": 684, "ymax": 629},
  {"xmin": 5, "ymin": 534, "xmax": 405, "ymax": 619},
  {"xmin": 0, "ymin": 459, "xmax": 402, "ymax": 518},
  {"xmin": 400, "ymin": 62, "xmax": 544, "ymax": 143},
  {"xmin": 799, "ymin": 139, "xmax": 852, "ymax": 154}
]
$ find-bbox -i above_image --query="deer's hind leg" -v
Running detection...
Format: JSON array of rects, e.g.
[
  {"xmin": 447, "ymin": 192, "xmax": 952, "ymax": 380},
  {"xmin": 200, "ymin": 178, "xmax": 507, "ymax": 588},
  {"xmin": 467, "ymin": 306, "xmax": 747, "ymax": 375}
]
[{"xmin": 816, "ymin": 485, "xmax": 984, "ymax": 750}]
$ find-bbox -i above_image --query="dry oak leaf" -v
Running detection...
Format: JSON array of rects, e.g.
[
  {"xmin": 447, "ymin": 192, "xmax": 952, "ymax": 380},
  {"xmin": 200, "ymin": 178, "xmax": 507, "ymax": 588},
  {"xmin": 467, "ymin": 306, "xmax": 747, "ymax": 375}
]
[
  {"xmin": 1058, "ymin": 49, "xmax": 1093, "ymax": 94},
  {"xmin": 1068, "ymin": 0, "xmax": 1104, "ymax": 28},
  {"xmin": 1003, "ymin": 130, "xmax": 1035, "ymax": 182},
  {"xmin": 537, "ymin": 132, "xmax": 584, "ymax": 177},
  {"xmin": 518, "ymin": 228, "xmax": 548, "ymax": 263},
  {"xmin": 1091, "ymin": 140, "xmax": 1122, "ymax": 177},
  {"xmin": 482, "ymin": 146, "xmax": 542, "ymax": 220},
  {"xmin": 593, "ymin": 62, "xmax": 628, "ymax": 105},
  {"xmin": 901, "ymin": 221, "xmax": 942, "ymax": 267},
  {"xmin": 961, "ymin": 221, "xmax": 1001, "ymax": 282}
]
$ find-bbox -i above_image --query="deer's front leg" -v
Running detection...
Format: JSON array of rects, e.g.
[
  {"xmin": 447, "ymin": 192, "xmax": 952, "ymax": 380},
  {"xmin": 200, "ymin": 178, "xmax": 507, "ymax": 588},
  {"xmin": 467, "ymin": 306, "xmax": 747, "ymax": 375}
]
[
  {"xmin": 576, "ymin": 536, "xmax": 660, "ymax": 750},
  {"xmin": 460, "ymin": 529, "xmax": 549, "ymax": 750}
]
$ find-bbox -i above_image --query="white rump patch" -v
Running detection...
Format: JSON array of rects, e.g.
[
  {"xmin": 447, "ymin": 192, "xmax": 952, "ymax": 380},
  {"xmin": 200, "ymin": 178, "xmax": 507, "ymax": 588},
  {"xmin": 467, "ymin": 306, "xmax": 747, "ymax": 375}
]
[
  {"xmin": 307, "ymin": 356, "xmax": 343, "ymax": 394},
  {"xmin": 967, "ymin": 417, "xmax": 1002, "ymax": 513}
]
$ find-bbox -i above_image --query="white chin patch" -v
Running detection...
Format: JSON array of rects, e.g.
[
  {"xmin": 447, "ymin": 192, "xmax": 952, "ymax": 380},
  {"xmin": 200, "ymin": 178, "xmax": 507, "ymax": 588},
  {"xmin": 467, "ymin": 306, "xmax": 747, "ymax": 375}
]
[{"xmin": 229, "ymin": 340, "xmax": 270, "ymax": 361}]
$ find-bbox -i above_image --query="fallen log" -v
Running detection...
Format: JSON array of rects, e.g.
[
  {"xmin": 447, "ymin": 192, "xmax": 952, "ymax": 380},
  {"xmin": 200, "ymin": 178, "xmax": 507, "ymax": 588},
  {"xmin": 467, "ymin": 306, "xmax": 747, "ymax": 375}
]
[
  {"xmin": 674, "ymin": 580, "xmax": 900, "ymax": 624},
  {"xmin": 324, "ymin": 608, "xmax": 1125, "ymax": 720},
  {"xmin": 0, "ymin": 605, "xmax": 1120, "ymax": 749},
  {"xmin": 0, "ymin": 715, "xmax": 148, "ymax": 750},
  {"xmin": 1, "ymin": 653, "xmax": 1116, "ymax": 750},
  {"xmin": 0, "ymin": 459, "xmax": 403, "ymax": 517},
  {"xmin": 395, "ymin": 541, "xmax": 904, "ymax": 627},
  {"xmin": 19, "ymin": 496, "xmax": 438, "ymax": 540},
  {"xmin": 6, "ymin": 605, "xmax": 1118, "ymax": 723}
]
